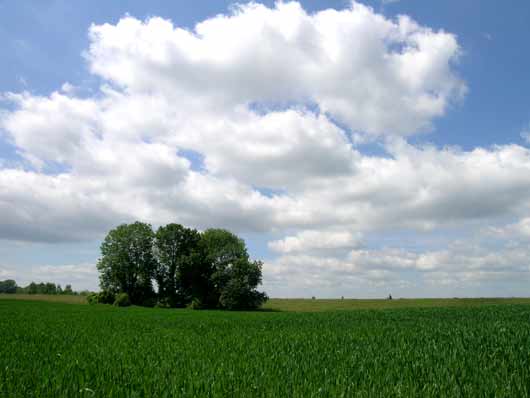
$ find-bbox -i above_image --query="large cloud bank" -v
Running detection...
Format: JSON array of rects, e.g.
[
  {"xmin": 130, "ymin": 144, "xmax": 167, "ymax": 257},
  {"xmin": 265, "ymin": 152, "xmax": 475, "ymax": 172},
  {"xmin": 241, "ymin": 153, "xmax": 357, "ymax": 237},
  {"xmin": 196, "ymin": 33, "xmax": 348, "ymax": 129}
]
[{"xmin": 1, "ymin": 1, "xmax": 529, "ymax": 295}]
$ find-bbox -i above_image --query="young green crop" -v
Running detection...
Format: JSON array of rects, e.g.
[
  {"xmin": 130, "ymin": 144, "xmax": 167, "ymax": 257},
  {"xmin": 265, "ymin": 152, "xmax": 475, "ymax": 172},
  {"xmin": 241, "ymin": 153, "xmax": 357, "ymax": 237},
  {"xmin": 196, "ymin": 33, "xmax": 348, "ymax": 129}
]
[{"xmin": 1, "ymin": 300, "xmax": 530, "ymax": 397}]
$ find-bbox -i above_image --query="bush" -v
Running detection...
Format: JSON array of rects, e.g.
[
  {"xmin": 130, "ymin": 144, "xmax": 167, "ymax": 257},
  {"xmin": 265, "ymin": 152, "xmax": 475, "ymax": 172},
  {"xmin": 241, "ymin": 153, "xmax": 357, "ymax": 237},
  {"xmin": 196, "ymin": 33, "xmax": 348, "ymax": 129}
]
[
  {"xmin": 97, "ymin": 290, "xmax": 116, "ymax": 304},
  {"xmin": 86, "ymin": 293, "xmax": 99, "ymax": 305},
  {"xmin": 140, "ymin": 296, "xmax": 157, "ymax": 308},
  {"xmin": 219, "ymin": 279, "xmax": 268, "ymax": 310},
  {"xmin": 154, "ymin": 300, "xmax": 171, "ymax": 309},
  {"xmin": 87, "ymin": 291, "xmax": 116, "ymax": 305},
  {"xmin": 113, "ymin": 293, "xmax": 131, "ymax": 307},
  {"xmin": 188, "ymin": 298, "xmax": 206, "ymax": 310}
]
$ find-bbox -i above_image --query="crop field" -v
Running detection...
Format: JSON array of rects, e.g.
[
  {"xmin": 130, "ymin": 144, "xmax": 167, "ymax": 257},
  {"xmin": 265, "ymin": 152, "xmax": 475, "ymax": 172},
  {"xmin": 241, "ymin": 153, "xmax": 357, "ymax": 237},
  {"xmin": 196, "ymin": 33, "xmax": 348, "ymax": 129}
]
[{"xmin": 2, "ymin": 300, "xmax": 530, "ymax": 397}]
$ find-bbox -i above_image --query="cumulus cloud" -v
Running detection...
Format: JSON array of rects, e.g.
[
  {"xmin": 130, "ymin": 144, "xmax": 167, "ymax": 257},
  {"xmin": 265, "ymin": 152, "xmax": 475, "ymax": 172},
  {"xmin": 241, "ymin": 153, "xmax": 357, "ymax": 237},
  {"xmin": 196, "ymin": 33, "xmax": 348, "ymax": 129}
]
[
  {"xmin": 86, "ymin": 1, "xmax": 465, "ymax": 136},
  {"xmin": 269, "ymin": 229, "xmax": 362, "ymax": 254}
]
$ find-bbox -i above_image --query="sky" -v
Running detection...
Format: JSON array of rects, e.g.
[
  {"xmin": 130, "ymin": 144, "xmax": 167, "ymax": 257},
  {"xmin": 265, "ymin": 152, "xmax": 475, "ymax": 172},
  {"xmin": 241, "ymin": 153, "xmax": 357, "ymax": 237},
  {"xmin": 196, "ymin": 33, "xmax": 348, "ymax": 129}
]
[{"xmin": 1, "ymin": 0, "xmax": 530, "ymax": 298}]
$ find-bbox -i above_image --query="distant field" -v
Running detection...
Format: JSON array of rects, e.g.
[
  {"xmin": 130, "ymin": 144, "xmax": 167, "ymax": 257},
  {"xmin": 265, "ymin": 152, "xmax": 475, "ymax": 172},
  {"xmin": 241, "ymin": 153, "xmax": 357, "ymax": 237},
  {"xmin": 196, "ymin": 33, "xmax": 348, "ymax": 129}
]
[
  {"xmin": 0, "ymin": 293, "xmax": 87, "ymax": 304},
  {"xmin": 3, "ymin": 293, "xmax": 530, "ymax": 311},
  {"xmin": 2, "ymin": 299, "xmax": 530, "ymax": 397},
  {"xmin": 263, "ymin": 297, "xmax": 530, "ymax": 311}
]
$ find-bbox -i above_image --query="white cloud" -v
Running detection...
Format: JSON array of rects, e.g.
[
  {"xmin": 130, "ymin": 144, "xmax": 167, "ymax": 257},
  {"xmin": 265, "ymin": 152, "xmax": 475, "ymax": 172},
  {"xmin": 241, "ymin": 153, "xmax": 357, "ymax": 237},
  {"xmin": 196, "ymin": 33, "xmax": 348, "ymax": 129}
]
[
  {"xmin": 86, "ymin": 1, "xmax": 465, "ymax": 137},
  {"xmin": 269, "ymin": 229, "xmax": 362, "ymax": 254},
  {"xmin": 1, "ymin": 1, "xmax": 529, "ymax": 295},
  {"xmin": 265, "ymin": 237, "xmax": 530, "ymax": 296}
]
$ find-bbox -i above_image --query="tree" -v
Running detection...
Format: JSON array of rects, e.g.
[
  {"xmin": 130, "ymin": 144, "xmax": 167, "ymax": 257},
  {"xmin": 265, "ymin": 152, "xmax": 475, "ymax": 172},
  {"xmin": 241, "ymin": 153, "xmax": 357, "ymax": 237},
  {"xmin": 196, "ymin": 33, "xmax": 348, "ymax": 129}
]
[
  {"xmin": 177, "ymin": 247, "xmax": 216, "ymax": 308},
  {"xmin": 27, "ymin": 282, "xmax": 38, "ymax": 294},
  {"xmin": 0, "ymin": 279, "xmax": 17, "ymax": 294},
  {"xmin": 199, "ymin": 229, "xmax": 267, "ymax": 309},
  {"xmin": 63, "ymin": 284, "xmax": 73, "ymax": 295},
  {"xmin": 94, "ymin": 222, "xmax": 268, "ymax": 310},
  {"xmin": 97, "ymin": 222, "xmax": 157, "ymax": 305},
  {"xmin": 219, "ymin": 258, "xmax": 268, "ymax": 310},
  {"xmin": 154, "ymin": 223, "xmax": 201, "ymax": 307}
]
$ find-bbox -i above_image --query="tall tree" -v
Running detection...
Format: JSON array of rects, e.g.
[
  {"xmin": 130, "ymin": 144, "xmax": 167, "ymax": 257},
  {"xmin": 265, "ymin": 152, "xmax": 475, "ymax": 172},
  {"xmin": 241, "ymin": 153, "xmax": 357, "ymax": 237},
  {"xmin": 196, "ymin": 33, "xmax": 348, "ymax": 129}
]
[
  {"xmin": 97, "ymin": 222, "xmax": 157, "ymax": 305},
  {"xmin": 219, "ymin": 258, "xmax": 268, "ymax": 310},
  {"xmin": 154, "ymin": 223, "xmax": 201, "ymax": 307},
  {"xmin": 199, "ymin": 229, "xmax": 248, "ymax": 304},
  {"xmin": 199, "ymin": 229, "xmax": 267, "ymax": 309}
]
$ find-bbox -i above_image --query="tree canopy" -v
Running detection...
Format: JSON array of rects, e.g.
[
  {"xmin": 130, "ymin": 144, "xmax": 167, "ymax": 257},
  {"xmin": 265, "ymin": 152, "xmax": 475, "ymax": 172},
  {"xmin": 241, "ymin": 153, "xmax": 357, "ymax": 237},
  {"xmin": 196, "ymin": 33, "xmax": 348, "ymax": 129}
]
[
  {"xmin": 96, "ymin": 222, "xmax": 268, "ymax": 310},
  {"xmin": 0, "ymin": 280, "xmax": 80, "ymax": 295},
  {"xmin": 97, "ymin": 222, "xmax": 157, "ymax": 306},
  {"xmin": 0, "ymin": 279, "xmax": 17, "ymax": 294}
]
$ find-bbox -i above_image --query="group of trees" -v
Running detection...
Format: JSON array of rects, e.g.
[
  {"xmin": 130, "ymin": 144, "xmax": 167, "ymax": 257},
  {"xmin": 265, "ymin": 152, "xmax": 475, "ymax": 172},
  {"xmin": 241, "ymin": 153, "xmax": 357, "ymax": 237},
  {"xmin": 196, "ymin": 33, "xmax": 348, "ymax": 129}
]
[
  {"xmin": 0, "ymin": 280, "xmax": 76, "ymax": 295},
  {"xmin": 0, "ymin": 280, "xmax": 17, "ymax": 294},
  {"xmin": 95, "ymin": 222, "xmax": 268, "ymax": 310}
]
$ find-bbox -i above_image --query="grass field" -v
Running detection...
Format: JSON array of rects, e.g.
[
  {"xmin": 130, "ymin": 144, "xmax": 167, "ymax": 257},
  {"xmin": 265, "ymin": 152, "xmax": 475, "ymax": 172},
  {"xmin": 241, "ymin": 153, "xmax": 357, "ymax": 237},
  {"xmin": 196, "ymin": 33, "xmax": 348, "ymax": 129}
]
[
  {"xmin": 263, "ymin": 297, "xmax": 530, "ymax": 311},
  {"xmin": 3, "ymin": 293, "xmax": 530, "ymax": 311},
  {"xmin": 2, "ymin": 299, "xmax": 530, "ymax": 397}
]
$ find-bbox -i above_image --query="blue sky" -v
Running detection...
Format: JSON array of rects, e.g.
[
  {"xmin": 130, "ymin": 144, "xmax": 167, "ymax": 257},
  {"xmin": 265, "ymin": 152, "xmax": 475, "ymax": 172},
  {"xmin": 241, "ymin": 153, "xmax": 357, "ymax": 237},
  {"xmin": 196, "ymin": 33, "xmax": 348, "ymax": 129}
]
[{"xmin": 1, "ymin": 0, "xmax": 530, "ymax": 297}]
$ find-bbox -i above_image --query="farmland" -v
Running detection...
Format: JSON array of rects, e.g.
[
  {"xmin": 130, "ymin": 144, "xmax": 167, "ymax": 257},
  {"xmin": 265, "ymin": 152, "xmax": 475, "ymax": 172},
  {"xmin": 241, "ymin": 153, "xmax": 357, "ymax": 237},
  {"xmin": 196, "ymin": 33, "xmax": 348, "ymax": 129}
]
[{"xmin": 2, "ymin": 299, "xmax": 530, "ymax": 397}]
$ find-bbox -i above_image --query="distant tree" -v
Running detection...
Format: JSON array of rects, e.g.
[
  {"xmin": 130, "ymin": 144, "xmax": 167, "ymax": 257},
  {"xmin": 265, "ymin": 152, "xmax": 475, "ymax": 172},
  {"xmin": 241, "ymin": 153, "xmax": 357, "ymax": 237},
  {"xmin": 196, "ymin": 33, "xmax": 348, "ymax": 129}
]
[
  {"xmin": 199, "ymin": 229, "xmax": 248, "ymax": 307},
  {"xmin": 27, "ymin": 282, "xmax": 38, "ymax": 294},
  {"xmin": 97, "ymin": 222, "xmax": 157, "ymax": 305},
  {"xmin": 0, "ymin": 279, "xmax": 17, "ymax": 294},
  {"xmin": 218, "ymin": 258, "xmax": 268, "ymax": 310},
  {"xmin": 44, "ymin": 282, "xmax": 57, "ymax": 295},
  {"xmin": 153, "ymin": 223, "xmax": 201, "ymax": 307},
  {"xmin": 63, "ymin": 284, "xmax": 73, "ymax": 295},
  {"xmin": 200, "ymin": 229, "xmax": 267, "ymax": 309}
]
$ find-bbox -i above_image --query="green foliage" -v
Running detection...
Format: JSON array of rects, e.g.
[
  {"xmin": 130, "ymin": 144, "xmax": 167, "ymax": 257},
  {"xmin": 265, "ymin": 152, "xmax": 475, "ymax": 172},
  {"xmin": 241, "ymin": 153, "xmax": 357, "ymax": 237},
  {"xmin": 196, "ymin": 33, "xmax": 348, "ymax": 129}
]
[
  {"xmin": 86, "ymin": 293, "xmax": 99, "ymax": 305},
  {"xmin": 218, "ymin": 259, "xmax": 268, "ymax": 310},
  {"xmin": 11, "ymin": 281, "xmax": 79, "ymax": 295},
  {"xmin": 3, "ymin": 300, "xmax": 530, "ymax": 397},
  {"xmin": 154, "ymin": 223, "xmax": 201, "ymax": 307},
  {"xmin": 188, "ymin": 297, "xmax": 205, "ymax": 310},
  {"xmin": 97, "ymin": 222, "xmax": 267, "ymax": 310},
  {"xmin": 63, "ymin": 284, "xmax": 73, "ymax": 295},
  {"xmin": 96, "ymin": 290, "xmax": 115, "ymax": 305},
  {"xmin": 96, "ymin": 222, "xmax": 267, "ymax": 309},
  {"xmin": 97, "ymin": 222, "xmax": 157, "ymax": 305},
  {"xmin": 199, "ymin": 228, "xmax": 250, "ymax": 308},
  {"xmin": 0, "ymin": 279, "xmax": 17, "ymax": 294},
  {"xmin": 113, "ymin": 293, "xmax": 131, "ymax": 307}
]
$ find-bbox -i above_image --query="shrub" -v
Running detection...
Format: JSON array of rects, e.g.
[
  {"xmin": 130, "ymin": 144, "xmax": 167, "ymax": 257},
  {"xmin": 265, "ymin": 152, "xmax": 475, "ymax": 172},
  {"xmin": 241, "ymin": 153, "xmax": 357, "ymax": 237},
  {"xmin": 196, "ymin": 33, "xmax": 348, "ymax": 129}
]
[
  {"xmin": 86, "ymin": 293, "xmax": 99, "ymax": 305},
  {"xmin": 113, "ymin": 293, "xmax": 131, "ymax": 307},
  {"xmin": 219, "ymin": 279, "xmax": 268, "ymax": 310},
  {"xmin": 188, "ymin": 298, "xmax": 205, "ymax": 310},
  {"xmin": 97, "ymin": 290, "xmax": 116, "ymax": 304},
  {"xmin": 154, "ymin": 300, "xmax": 171, "ymax": 309},
  {"xmin": 140, "ymin": 296, "xmax": 157, "ymax": 308}
]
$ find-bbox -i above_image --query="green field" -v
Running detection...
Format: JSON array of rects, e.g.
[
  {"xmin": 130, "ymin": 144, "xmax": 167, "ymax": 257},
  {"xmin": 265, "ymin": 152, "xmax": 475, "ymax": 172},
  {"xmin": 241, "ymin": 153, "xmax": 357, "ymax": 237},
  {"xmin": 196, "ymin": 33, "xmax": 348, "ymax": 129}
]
[
  {"xmin": 3, "ymin": 293, "xmax": 530, "ymax": 311},
  {"xmin": 2, "ymin": 299, "xmax": 530, "ymax": 397}
]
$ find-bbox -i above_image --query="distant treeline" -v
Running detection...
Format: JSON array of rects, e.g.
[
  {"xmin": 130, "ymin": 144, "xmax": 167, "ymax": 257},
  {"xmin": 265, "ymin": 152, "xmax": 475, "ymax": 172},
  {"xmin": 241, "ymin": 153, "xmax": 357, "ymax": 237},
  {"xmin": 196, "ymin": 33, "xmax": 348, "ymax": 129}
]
[{"xmin": 0, "ymin": 280, "xmax": 87, "ymax": 295}]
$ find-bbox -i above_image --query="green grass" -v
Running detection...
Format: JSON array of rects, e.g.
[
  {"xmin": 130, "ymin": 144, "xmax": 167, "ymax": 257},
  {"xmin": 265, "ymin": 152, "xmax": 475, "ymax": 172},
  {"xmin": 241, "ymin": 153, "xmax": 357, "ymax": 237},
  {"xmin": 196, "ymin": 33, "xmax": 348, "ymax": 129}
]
[
  {"xmin": 3, "ymin": 293, "xmax": 530, "ymax": 311},
  {"xmin": 2, "ymin": 299, "xmax": 530, "ymax": 397},
  {"xmin": 263, "ymin": 297, "xmax": 530, "ymax": 311}
]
